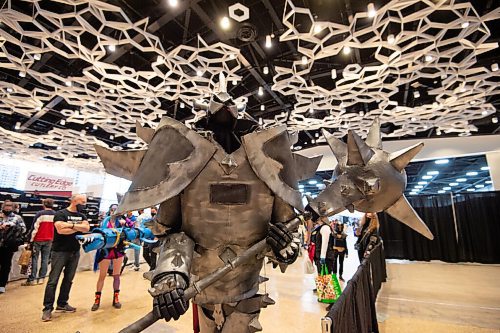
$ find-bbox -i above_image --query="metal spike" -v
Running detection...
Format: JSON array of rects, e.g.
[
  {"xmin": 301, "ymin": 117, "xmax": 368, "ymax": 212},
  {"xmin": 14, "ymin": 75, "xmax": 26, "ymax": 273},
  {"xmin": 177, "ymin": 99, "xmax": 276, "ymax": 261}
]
[
  {"xmin": 258, "ymin": 276, "xmax": 270, "ymax": 284},
  {"xmin": 347, "ymin": 130, "xmax": 374, "ymax": 166},
  {"xmin": 249, "ymin": 317, "xmax": 263, "ymax": 333},
  {"xmin": 262, "ymin": 294, "xmax": 276, "ymax": 307},
  {"xmin": 385, "ymin": 195, "xmax": 434, "ymax": 239},
  {"xmin": 322, "ymin": 129, "xmax": 347, "ymax": 162},
  {"xmin": 278, "ymin": 263, "xmax": 288, "ymax": 273},
  {"xmin": 389, "ymin": 142, "xmax": 424, "ymax": 172},
  {"xmin": 365, "ymin": 117, "xmax": 382, "ymax": 149},
  {"xmin": 279, "ymin": 249, "xmax": 288, "ymax": 258}
]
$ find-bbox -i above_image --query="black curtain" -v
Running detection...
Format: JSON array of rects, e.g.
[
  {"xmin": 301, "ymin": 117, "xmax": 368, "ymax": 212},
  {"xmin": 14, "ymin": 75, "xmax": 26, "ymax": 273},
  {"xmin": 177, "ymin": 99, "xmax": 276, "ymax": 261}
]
[
  {"xmin": 379, "ymin": 194, "xmax": 460, "ymax": 262},
  {"xmin": 454, "ymin": 192, "xmax": 500, "ymax": 263}
]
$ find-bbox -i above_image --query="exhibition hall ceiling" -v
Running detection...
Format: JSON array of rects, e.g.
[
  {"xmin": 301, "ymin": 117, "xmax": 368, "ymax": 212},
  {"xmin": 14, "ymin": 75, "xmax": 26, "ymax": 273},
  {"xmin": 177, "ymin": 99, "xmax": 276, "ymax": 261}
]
[{"xmin": 0, "ymin": 0, "xmax": 499, "ymax": 170}]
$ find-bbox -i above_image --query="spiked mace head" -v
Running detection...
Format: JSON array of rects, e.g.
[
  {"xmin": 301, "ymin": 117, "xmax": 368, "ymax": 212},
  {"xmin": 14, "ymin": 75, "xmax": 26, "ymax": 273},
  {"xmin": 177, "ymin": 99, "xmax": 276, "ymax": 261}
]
[{"xmin": 310, "ymin": 118, "xmax": 434, "ymax": 240}]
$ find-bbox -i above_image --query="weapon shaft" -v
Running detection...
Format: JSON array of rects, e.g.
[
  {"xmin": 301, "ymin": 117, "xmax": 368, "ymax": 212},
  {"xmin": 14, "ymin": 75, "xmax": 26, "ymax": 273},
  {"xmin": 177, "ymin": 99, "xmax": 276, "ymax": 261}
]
[{"xmin": 119, "ymin": 217, "xmax": 301, "ymax": 333}]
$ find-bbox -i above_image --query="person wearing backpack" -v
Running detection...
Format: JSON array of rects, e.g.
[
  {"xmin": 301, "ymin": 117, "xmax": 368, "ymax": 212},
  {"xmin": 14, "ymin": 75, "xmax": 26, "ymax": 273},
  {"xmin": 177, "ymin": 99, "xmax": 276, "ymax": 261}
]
[
  {"xmin": 310, "ymin": 215, "xmax": 335, "ymax": 274},
  {"xmin": 0, "ymin": 200, "xmax": 26, "ymax": 293}
]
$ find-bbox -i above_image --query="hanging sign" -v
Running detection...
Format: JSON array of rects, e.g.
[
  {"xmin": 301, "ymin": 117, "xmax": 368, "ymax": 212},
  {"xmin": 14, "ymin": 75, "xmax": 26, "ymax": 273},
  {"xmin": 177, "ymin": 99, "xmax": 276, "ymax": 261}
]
[{"xmin": 25, "ymin": 171, "xmax": 74, "ymax": 196}]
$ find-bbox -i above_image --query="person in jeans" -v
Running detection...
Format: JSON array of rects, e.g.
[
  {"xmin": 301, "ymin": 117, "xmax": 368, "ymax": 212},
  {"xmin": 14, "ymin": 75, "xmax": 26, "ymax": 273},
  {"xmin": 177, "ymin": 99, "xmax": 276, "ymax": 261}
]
[
  {"xmin": 42, "ymin": 194, "xmax": 89, "ymax": 322},
  {"xmin": 0, "ymin": 200, "xmax": 26, "ymax": 293},
  {"xmin": 22, "ymin": 198, "xmax": 56, "ymax": 286}
]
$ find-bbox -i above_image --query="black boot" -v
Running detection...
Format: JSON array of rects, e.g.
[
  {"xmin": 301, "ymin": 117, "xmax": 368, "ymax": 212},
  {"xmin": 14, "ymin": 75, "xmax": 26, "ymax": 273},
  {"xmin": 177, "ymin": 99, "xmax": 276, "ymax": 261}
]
[
  {"xmin": 113, "ymin": 290, "xmax": 122, "ymax": 309},
  {"xmin": 91, "ymin": 292, "xmax": 101, "ymax": 311}
]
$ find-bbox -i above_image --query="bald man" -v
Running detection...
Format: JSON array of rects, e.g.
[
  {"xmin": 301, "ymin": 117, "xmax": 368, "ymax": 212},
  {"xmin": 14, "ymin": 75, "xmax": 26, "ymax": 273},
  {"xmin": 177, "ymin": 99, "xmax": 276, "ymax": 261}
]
[{"xmin": 42, "ymin": 194, "xmax": 89, "ymax": 322}]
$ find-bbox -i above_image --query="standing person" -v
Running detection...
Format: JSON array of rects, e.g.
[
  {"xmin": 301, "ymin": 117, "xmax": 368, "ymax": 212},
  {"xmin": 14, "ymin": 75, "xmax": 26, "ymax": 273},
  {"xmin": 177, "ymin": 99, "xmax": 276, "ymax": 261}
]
[
  {"xmin": 355, "ymin": 212, "xmax": 380, "ymax": 262},
  {"xmin": 0, "ymin": 200, "xmax": 26, "ymax": 293},
  {"xmin": 125, "ymin": 211, "xmax": 140, "ymax": 271},
  {"xmin": 22, "ymin": 198, "xmax": 56, "ymax": 286},
  {"xmin": 91, "ymin": 214, "xmax": 126, "ymax": 311},
  {"xmin": 332, "ymin": 223, "xmax": 348, "ymax": 281},
  {"xmin": 310, "ymin": 215, "xmax": 335, "ymax": 274},
  {"xmin": 141, "ymin": 207, "xmax": 157, "ymax": 272},
  {"xmin": 42, "ymin": 194, "xmax": 90, "ymax": 322}
]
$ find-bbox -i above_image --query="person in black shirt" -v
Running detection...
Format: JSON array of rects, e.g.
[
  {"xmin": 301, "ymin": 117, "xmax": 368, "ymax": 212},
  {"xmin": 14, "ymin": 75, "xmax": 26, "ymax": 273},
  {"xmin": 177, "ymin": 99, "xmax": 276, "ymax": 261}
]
[
  {"xmin": 332, "ymin": 223, "xmax": 348, "ymax": 281},
  {"xmin": 42, "ymin": 194, "xmax": 90, "ymax": 322}
]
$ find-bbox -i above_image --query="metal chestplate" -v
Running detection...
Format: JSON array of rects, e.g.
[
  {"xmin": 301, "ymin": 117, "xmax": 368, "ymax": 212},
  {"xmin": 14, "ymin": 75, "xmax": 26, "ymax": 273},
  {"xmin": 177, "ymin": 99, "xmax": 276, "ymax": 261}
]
[{"xmin": 181, "ymin": 145, "xmax": 274, "ymax": 304}]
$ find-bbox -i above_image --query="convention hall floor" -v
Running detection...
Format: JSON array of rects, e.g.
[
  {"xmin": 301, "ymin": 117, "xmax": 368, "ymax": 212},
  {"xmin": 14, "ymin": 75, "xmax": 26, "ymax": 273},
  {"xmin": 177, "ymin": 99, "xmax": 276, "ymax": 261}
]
[{"xmin": 1, "ymin": 251, "xmax": 499, "ymax": 333}]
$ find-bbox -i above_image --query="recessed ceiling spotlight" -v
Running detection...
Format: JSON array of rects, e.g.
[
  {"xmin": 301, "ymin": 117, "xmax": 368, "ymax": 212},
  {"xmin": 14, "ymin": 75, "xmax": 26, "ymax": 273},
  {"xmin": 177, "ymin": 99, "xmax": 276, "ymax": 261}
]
[
  {"xmin": 422, "ymin": 175, "xmax": 433, "ymax": 180},
  {"xmin": 301, "ymin": 56, "xmax": 308, "ymax": 65},
  {"xmin": 482, "ymin": 110, "xmax": 488, "ymax": 116},
  {"xmin": 343, "ymin": 46, "xmax": 351, "ymax": 55},
  {"xmin": 229, "ymin": 53, "xmax": 236, "ymax": 60},
  {"xmin": 425, "ymin": 55, "xmax": 433, "ymax": 62},
  {"xmin": 492, "ymin": 117, "xmax": 498, "ymax": 124},
  {"xmin": 409, "ymin": 191, "xmax": 418, "ymax": 195},
  {"xmin": 485, "ymin": 180, "xmax": 492, "ymax": 184},
  {"xmin": 34, "ymin": 54, "xmax": 41, "ymax": 60},
  {"xmin": 331, "ymin": 69, "xmax": 337, "ymax": 79},
  {"xmin": 14, "ymin": 122, "xmax": 21, "ymax": 130},
  {"xmin": 461, "ymin": 21, "xmax": 469, "ymax": 28},
  {"xmin": 438, "ymin": 190, "xmax": 445, "ymax": 194},
  {"xmin": 436, "ymin": 129, "xmax": 442, "ymax": 136},
  {"xmin": 443, "ymin": 187, "xmax": 451, "ymax": 191},
  {"xmin": 414, "ymin": 185, "xmax": 423, "ymax": 189},
  {"xmin": 258, "ymin": 86, "xmax": 263, "ymax": 96},
  {"xmin": 387, "ymin": 34, "xmax": 395, "ymax": 45},
  {"xmin": 435, "ymin": 159, "xmax": 449, "ymax": 165},
  {"xmin": 265, "ymin": 35, "xmax": 272, "ymax": 48},
  {"xmin": 427, "ymin": 171, "xmax": 439, "ymax": 175},
  {"xmin": 35, "ymin": 106, "xmax": 41, "ymax": 111},
  {"xmin": 456, "ymin": 178, "xmax": 467, "ymax": 182},
  {"xmin": 60, "ymin": 119, "xmax": 66, "ymax": 125},
  {"xmin": 311, "ymin": 139, "xmax": 316, "ymax": 144},
  {"xmin": 481, "ymin": 166, "xmax": 490, "ymax": 171},
  {"xmin": 466, "ymin": 171, "xmax": 478, "ymax": 176},
  {"xmin": 109, "ymin": 88, "xmax": 115, "ymax": 93},
  {"xmin": 449, "ymin": 182, "xmax": 459, "ymax": 186},
  {"xmin": 466, "ymin": 188, "xmax": 475, "ymax": 192},
  {"xmin": 92, "ymin": 124, "xmax": 98, "ymax": 130},
  {"xmin": 315, "ymin": 133, "xmax": 319, "ymax": 138},
  {"xmin": 168, "ymin": 0, "xmax": 178, "ymax": 7},
  {"xmin": 110, "ymin": 134, "xmax": 114, "ymax": 140},
  {"xmin": 65, "ymin": 80, "xmax": 72, "ymax": 87},
  {"xmin": 145, "ymin": 97, "xmax": 152, "ymax": 102},
  {"xmin": 475, "ymin": 184, "xmax": 484, "ymax": 188},
  {"xmin": 263, "ymin": 66, "xmax": 269, "ymax": 75},
  {"xmin": 413, "ymin": 91, "xmax": 420, "ymax": 98},
  {"xmin": 309, "ymin": 108, "xmax": 314, "ymax": 114},
  {"xmin": 19, "ymin": 71, "xmax": 26, "ymax": 78},
  {"xmin": 107, "ymin": 44, "xmax": 116, "ymax": 52},
  {"xmin": 492, "ymin": 63, "xmax": 499, "ymax": 72},
  {"xmin": 196, "ymin": 69, "xmax": 203, "ymax": 76},
  {"xmin": 6, "ymin": 87, "xmax": 13, "ymax": 93},
  {"xmin": 308, "ymin": 180, "xmax": 317, "ymax": 185},
  {"xmin": 220, "ymin": 16, "xmax": 230, "ymax": 30},
  {"xmin": 298, "ymin": 184, "xmax": 304, "ymax": 189},
  {"xmin": 367, "ymin": 3, "xmax": 376, "ymax": 18},
  {"xmin": 469, "ymin": 100, "xmax": 476, "ymax": 105},
  {"xmin": 418, "ymin": 181, "xmax": 427, "ymax": 185},
  {"xmin": 180, "ymin": 102, "xmax": 185, "ymax": 108},
  {"xmin": 232, "ymin": 79, "xmax": 237, "ymax": 85},
  {"xmin": 411, "ymin": 117, "xmax": 417, "ymax": 121},
  {"xmin": 314, "ymin": 24, "xmax": 322, "ymax": 34},
  {"xmin": 260, "ymin": 105, "xmax": 265, "ymax": 111}
]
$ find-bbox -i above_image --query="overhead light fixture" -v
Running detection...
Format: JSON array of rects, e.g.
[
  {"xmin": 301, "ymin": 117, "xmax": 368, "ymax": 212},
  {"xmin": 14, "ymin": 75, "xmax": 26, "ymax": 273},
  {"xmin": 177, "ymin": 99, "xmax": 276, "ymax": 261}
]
[
  {"xmin": 107, "ymin": 44, "xmax": 116, "ymax": 52},
  {"xmin": 315, "ymin": 133, "xmax": 319, "ymax": 138},
  {"xmin": 418, "ymin": 181, "xmax": 427, "ymax": 185},
  {"xmin": 461, "ymin": 21, "xmax": 469, "ymax": 28},
  {"xmin": 443, "ymin": 187, "xmax": 451, "ymax": 191},
  {"xmin": 485, "ymin": 180, "xmax": 492, "ymax": 184},
  {"xmin": 258, "ymin": 86, "xmax": 263, "ymax": 96},
  {"xmin": 492, "ymin": 117, "xmax": 498, "ymax": 124},
  {"xmin": 466, "ymin": 188, "xmax": 475, "ymax": 192},
  {"xmin": 411, "ymin": 117, "xmax": 417, "ymax": 121},
  {"xmin": 422, "ymin": 175, "xmax": 433, "ymax": 180},
  {"xmin": 466, "ymin": 171, "xmax": 478, "ymax": 176},
  {"xmin": 492, "ymin": 63, "xmax": 499, "ymax": 72},
  {"xmin": 168, "ymin": 0, "xmax": 178, "ymax": 7},
  {"xmin": 425, "ymin": 55, "xmax": 433, "ymax": 62},
  {"xmin": 449, "ymin": 182, "xmax": 459, "ymax": 186},
  {"xmin": 260, "ymin": 105, "xmax": 265, "ymax": 111},
  {"xmin": 265, "ymin": 35, "xmax": 272, "ymax": 48},
  {"xmin": 308, "ymin": 180, "xmax": 318, "ymax": 185},
  {"xmin": 413, "ymin": 91, "xmax": 420, "ymax": 98},
  {"xmin": 60, "ymin": 119, "xmax": 66, "ymax": 125},
  {"xmin": 435, "ymin": 159, "xmax": 449, "ymax": 165},
  {"xmin": 65, "ymin": 80, "xmax": 72, "ymax": 87},
  {"xmin": 220, "ymin": 16, "xmax": 230, "ymax": 30},
  {"xmin": 427, "ymin": 171, "xmax": 439, "ymax": 175},
  {"xmin": 35, "ymin": 106, "xmax": 41, "ymax": 111},
  {"xmin": 481, "ymin": 166, "xmax": 490, "ymax": 171},
  {"xmin": 309, "ymin": 108, "xmax": 314, "ymax": 114},
  {"xmin": 14, "ymin": 122, "xmax": 21, "ymax": 130},
  {"xmin": 19, "ymin": 71, "xmax": 26, "ymax": 78},
  {"xmin": 6, "ymin": 87, "xmax": 13, "ymax": 93},
  {"xmin": 109, "ymin": 88, "xmax": 115, "ymax": 93},
  {"xmin": 331, "ymin": 69, "xmax": 337, "ymax": 79},
  {"xmin": 196, "ymin": 69, "xmax": 203, "ymax": 76},
  {"xmin": 34, "ymin": 54, "xmax": 41, "ymax": 60},
  {"xmin": 92, "ymin": 124, "xmax": 98, "ymax": 130},
  {"xmin": 232, "ymin": 79, "xmax": 237, "ymax": 85},
  {"xmin": 367, "ymin": 3, "xmax": 376, "ymax": 18},
  {"xmin": 482, "ymin": 110, "xmax": 488, "ymax": 116},
  {"xmin": 314, "ymin": 24, "xmax": 322, "ymax": 34},
  {"xmin": 110, "ymin": 134, "xmax": 114, "ymax": 140},
  {"xmin": 180, "ymin": 102, "xmax": 185, "ymax": 108},
  {"xmin": 312, "ymin": 139, "xmax": 316, "ymax": 144},
  {"xmin": 145, "ymin": 97, "xmax": 152, "ymax": 102},
  {"xmin": 263, "ymin": 66, "xmax": 269, "ymax": 75},
  {"xmin": 343, "ymin": 46, "xmax": 351, "ymax": 55},
  {"xmin": 301, "ymin": 56, "xmax": 307, "ymax": 65},
  {"xmin": 414, "ymin": 185, "xmax": 424, "ymax": 189},
  {"xmin": 298, "ymin": 184, "xmax": 304, "ymax": 189},
  {"xmin": 475, "ymin": 184, "xmax": 484, "ymax": 188},
  {"xmin": 436, "ymin": 129, "xmax": 442, "ymax": 136},
  {"xmin": 387, "ymin": 34, "xmax": 395, "ymax": 45},
  {"xmin": 438, "ymin": 190, "xmax": 445, "ymax": 194},
  {"xmin": 456, "ymin": 178, "xmax": 467, "ymax": 182},
  {"xmin": 409, "ymin": 191, "xmax": 418, "ymax": 195}
]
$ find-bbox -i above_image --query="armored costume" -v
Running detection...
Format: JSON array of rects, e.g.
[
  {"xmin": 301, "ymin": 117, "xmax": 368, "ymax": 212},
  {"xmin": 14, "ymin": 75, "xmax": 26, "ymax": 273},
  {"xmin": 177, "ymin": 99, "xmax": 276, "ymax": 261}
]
[{"xmin": 95, "ymin": 75, "xmax": 322, "ymax": 332}]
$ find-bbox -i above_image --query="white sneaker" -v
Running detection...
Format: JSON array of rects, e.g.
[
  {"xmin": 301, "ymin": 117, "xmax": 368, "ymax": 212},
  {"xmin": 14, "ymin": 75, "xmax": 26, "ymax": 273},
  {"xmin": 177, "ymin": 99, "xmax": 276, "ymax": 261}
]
[
  {"xmin": 37, "ymin": 279, "xmax": 45, "ymax": 285},
  {"xmin": 0, "ymin": 287, "xmax": 5, "ymax": 293}
]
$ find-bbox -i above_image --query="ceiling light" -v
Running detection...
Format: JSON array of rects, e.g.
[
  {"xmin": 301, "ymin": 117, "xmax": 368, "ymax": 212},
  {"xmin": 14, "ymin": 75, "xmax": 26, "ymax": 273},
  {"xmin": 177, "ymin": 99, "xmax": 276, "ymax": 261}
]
[
  {"xmin": 232, "ymin": 79, "xmax": 237, "ymax": 85},
  {"xmin": 331, "ymin": 69, "xmax": 337, "ymax": 79},
  {"xmin": 309, "ymin": 108, "xmax": 314, "ymax": 114},
  {"xmin": 492, "ymin": 63, "xmax": 498, "ymax": 72},
  {"xmin": 485, "ymin": 181, "xmax": 492, "ymax": 184},
  {"xmin": 436, "ymin": 129, "xmax": 442, "ymax": 136},
  {"xmin": 305, "ymin": 192, "xmax": 312, "ymax": 196},
  {"xmin": 220, "ymin": 16, "xmax": 230, "ymax": 30},
  {"xmin": 427, "ymin": 171, "xmax": 439, "ymax": 175},
  {"xmin": 110, "ymin": 134, "xmax": 114, "ymax": 140},
  {"xmin": 258, "ymin": 86, "xmax": 263, "ymax": 96},
  {"xmin": 34, "ymin": 54, "xmax": 41, "ymax": 60},
  {"xmin": 19, "ymin": 71, "xmax": 26, "ymax": 78},
  {"xmin": 60, "ymin": 119, "xmax": 66, "ymax": 125},
  {"xmin": 492, "ymin": 117, "xmax": 498, "ymax": 124},
  {"xmin": 387, "ymin": 34, "xmax": 395, "ymax": 45},
  {"xmin": 409, "ymin": 192, "xmax": 417, "ymax": 195},
  {"xmin": 435, "ymin": 159, "xmax": 449, "ymax": 165},
  {"xmin": 14, "ymin": 122, "xmax": 21, "ymax": 130},
  {"xmin": 92, "ymin": 124, "xmax": 98, "ymax": 130},
  {"xmin": 418, "ymin": 182, "xmax": 427, "ymax": 186},
  {"xmin": 425, "ymin": 55, "xmax": 433, "ymax": 62},
  {"xmin": 301, "ymin": 56, "xmax": 307, "ymax": 65},
  {"xmin": 311, "ymin": 139, "xmax": 316, "ymax": 144},
  {"xmin": 343, "ymin": 46, "xmax": 351, "ymax": 55},
  {"xmin": 422, "ymin": 175, "xmax": 432, "ymax": 180},
  {"xmin": 107, "ymin": 44, "xmax": 116, "ymax": 52},
  {"xmin": 438, "ymin": 190, "xmax": 445, "ymax": 194},
  {"xmin": 299, "ymin": 184, "xmax": 304, "ymax": 189},
  {"xmin": 456, "ymin": 178, "xmax": 467, "ymax": 182},
  {"xmin": 413, "ymin": 91, "xmax": 420, "ymax": 98},
  {"xmin": 65, "ymin": 80, "xmax": 72, "ymax": 87},
  {"xmin": 180, "ymin": 102, "xmax": 185, "ymax": 108},
  {"xmin": 315, "ymin": 133, "xmax": 319, "ymax": 138},
  {"xmin": 314, "ymin": 24, "xmax": 322, "ymax": 34},
  {"xmin": 196, "ymin": 69, "xmax": 203, "ymax": 76},
  {"xmin": 461, "ymin": 21, "xmax": 469, "ymax": 28},
  {"xmin": 109, "ymin": 89, "xmax": 115, "ymax": 93},
  {"xmin": 443, "ymin": 187, "xmax": 451, "ymax": 191},
  {"xmin": 466, "ymin": 188, "xmax": 475, "ymax": 192},
  {"xmin": 265, "ymin": 35, "xmax": 272, "ymax": 48},
  {"xmin": 6, "ymin": 87, "xmax": 13, "ymax": 93},
  {"xmin": 308, "ymin": 180, "xmax": 318, "ymax": 185},
  {"xmin": 263, "ymin": 66, "xmax": 269, "ymax": 75},
  {"xmin": 145, "ymin": 97, "xmax": 152, "ymax": 102},
  {"xmin": 481, "ymin": 110, "xmax": 488, "ymax": 116},
  {"xmin": 481, "ymin": 166, "xmax": 490, "ymax": 171},
  {"xmin": 35, "ymin": 106, "xmax": 41, "ymax": 111},
  {"xmin": 56, "ymin": 146, "xmax": 62, "ymax": 150},
  {"xmin": 168, "ymin": 0, "xmax": 178, "ymax": 7},
  {"xmin": 411, "ymin": 117, "xmax": 417, "ymax": 121},
  {"xmin": 475, "ymin": 184, "xmax": 484, "ymax": 188},
  {"xmin": 367, "ymin": 3, "xmax": 376, "ymax": 18},
  {"xmin": 466, "ymin": 171, "xmax": 478, "ymax": 176},
  {"xmin": 260, "ymin": 105, "xmax": 265, "ymax": 111},
  {"xmin": 414, "ymin": 185, "xmax": 423, "ymax": 189},
  {"xmin": 449, "ymin": 182, "xmax": 459, "ymax": 186},
  {"xmin": 432, "ymin": 102, "xmax": 438, "ymax": 108}
]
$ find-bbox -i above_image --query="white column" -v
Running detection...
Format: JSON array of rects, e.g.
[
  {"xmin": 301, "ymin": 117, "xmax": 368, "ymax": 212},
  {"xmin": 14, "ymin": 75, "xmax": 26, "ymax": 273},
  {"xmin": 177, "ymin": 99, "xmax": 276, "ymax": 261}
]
[{"xmin": 486, "ymin": 151, "xmax": 500, "ymax": 191}]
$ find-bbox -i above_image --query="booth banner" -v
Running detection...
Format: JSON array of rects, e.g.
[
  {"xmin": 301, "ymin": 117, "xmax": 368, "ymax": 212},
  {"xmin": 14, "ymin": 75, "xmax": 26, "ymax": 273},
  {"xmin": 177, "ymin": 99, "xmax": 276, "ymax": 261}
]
[{"xmin": 25, "ymin": 172, "xmax": 74, "ymax": 196}]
